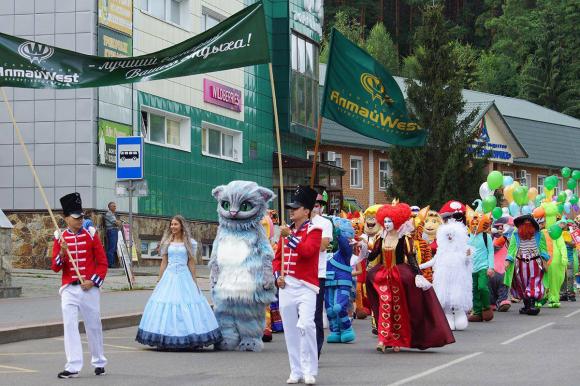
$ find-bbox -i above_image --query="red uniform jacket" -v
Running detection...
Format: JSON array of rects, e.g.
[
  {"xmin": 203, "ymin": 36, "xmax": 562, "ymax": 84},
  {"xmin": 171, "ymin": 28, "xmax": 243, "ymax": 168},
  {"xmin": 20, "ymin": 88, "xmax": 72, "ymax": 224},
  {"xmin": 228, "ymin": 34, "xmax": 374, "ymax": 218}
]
[
  {"xmin": 273, "ymin": 220, "xmax": 322, "ymax": 290},
  {"xmin": 51, "ymin": 227, "xmax": 108, "ymax": 288}
]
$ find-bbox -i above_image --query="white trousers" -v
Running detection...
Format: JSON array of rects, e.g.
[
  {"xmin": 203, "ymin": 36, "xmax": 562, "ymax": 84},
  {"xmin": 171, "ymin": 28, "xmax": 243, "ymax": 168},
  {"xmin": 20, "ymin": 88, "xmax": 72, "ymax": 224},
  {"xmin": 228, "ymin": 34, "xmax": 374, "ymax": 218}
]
[
  {"xmin": 279, "ymin": 279, "xmax": 318, "ymax": 378},
  {"xmin": 60, "ymin": 285, "xmax": 107, "ymax": 372}
]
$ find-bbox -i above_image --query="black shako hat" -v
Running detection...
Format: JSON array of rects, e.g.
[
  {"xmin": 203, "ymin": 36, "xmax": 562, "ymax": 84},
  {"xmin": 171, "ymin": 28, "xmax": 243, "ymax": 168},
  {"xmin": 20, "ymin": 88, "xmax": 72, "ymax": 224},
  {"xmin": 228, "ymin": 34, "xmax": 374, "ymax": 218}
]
[
  {"xmin": 514, "ymin": 214, "xmax": 539, "ymax": 232},
  {"xmin": 286, "ymin": 185, "xmax": 318, "ymax": 211},
  {"xmin": 59, "ymin": 192, "xmax": 84, "ymax": 218}
]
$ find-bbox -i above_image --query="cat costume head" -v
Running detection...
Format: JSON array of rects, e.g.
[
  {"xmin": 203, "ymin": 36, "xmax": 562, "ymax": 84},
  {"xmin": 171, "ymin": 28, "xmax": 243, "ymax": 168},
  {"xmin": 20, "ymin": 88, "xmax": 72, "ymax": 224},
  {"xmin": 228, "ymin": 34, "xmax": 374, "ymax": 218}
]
[{"xmin": 212, "ymin": 181, "xmax": 275, "ymax": 232}]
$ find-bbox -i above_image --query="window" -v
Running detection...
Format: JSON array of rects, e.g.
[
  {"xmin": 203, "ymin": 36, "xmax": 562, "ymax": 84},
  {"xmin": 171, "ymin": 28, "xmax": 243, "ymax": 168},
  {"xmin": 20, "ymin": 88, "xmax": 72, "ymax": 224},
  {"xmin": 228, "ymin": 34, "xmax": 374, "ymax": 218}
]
[
  {"xmin": 350, "ymin": 156, "xmax": 363, "ymax": 189},
  {"xmin": 554, "ymin": 177, "xmax": 563, "ymax": 195},
  {"xmin": 291, "ymin": 33, "xmax": 319, "ymax": 130},
  {"xmin": 202, "ymin": 7, "xmax": 223, "ymax": 31},
  {"xmin": 379, "ymin": 159, "xmax": 391, "ymax": 191},
  {"xmin": 334, "ymin": 153, "xmax": 342, "ymax": 168},
  {"xmin": 140, "ymin": 239, "xmax": 161, "ymax": 259},
  {"xmin": 141, "ymin": 108, "xmax": 191, "ymax": 152},
  {"xmin": 201, "ymin": 121, "xmax": 243, "ymax": 162},
  {"xmin": 537, "ymin": 175, "xmax": 546, "ymax": 194},
  {"xmin": 142, "ymin": 0, "xmax": 189, "ymax": 29}
]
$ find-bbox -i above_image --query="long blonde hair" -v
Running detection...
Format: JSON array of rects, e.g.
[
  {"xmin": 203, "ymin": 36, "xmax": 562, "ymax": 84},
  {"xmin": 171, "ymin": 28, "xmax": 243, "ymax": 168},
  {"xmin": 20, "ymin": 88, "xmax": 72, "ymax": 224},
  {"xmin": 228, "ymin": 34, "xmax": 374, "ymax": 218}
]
[{"xmin": 160, "ymin": 215, "xmax": 197, "ymax": 260}]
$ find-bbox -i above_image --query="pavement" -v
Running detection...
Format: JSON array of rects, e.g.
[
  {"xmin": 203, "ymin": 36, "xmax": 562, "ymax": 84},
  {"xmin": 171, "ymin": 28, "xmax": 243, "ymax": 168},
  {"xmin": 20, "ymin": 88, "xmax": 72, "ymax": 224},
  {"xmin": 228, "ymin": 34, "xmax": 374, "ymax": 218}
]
[
  {"xmin": 0, "ymin": 301, "xmax": 579, "ymax": 385},
  {"xmin": 0, "ymin": 265, "xmax": 211, "ymax": 344}
]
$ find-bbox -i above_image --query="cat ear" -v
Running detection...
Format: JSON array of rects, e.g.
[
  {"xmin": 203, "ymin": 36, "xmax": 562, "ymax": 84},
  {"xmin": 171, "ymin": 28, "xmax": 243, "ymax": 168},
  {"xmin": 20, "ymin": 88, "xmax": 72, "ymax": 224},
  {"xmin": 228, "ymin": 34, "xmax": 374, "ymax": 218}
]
[
  {"xmin": 212, "ymin": 185, "xmax": 225, "ymax": 201},
  {"xmin": 256, "ymin": 187, "xmax": 275, "ymax": 203}
]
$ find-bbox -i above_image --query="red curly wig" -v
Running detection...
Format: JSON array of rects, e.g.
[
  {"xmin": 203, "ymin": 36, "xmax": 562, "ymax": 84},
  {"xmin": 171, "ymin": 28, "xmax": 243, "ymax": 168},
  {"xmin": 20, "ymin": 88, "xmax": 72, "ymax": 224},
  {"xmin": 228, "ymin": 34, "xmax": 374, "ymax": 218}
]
[{"xmin": 376, "ymin": 203, "xmax": 412, "ymax": 231}]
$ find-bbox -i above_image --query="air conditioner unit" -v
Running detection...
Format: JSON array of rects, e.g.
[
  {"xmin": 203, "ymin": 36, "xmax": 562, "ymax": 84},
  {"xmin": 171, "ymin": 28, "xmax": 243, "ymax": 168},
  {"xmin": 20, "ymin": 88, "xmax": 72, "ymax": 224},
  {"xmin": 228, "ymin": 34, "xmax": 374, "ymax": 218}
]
[
  {"xmin": 322, "ymin": 151, "xmax": 336, "ymax": 162},
  {"xmin": 519, "ymin": 169, "xmax": 528, "ymax": 185},
  {"xmin": 519, "ymin": 170, "xmax": 527, "ymax": 179},
  {"xmin": 306, "ymin": 151, "xmax": 320, "ymax": 161}
]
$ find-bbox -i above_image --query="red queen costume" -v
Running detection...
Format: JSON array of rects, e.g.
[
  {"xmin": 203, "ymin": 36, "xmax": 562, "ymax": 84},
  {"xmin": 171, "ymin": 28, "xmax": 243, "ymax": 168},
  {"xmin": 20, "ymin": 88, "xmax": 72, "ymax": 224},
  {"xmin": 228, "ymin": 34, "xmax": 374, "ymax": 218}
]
[{"xmin": 366, "ymin": 201, "xmax": 455, "ymax": 352}]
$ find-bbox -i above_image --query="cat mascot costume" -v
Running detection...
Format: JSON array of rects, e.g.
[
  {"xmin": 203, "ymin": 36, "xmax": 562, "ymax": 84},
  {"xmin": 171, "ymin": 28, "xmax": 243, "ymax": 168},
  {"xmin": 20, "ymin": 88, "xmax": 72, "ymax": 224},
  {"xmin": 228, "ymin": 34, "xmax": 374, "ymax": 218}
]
[{"xmin": 209, "ymin": 181, "xmax": 277, "ymax": 351}]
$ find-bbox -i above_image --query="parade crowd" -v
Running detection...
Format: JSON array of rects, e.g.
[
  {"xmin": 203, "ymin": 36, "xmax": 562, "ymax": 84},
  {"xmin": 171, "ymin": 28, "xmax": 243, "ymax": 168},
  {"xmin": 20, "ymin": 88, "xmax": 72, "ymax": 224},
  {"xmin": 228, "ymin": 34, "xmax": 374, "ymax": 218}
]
[{"xmin": 49, "ymin": 176, "xmax": 580, "ymax": 384}]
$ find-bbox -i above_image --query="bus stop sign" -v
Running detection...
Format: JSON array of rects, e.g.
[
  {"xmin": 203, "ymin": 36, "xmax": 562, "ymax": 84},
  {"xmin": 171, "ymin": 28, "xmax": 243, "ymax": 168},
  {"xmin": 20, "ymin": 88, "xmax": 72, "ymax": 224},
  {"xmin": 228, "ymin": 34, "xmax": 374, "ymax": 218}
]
[{"xmin": 116, "ymin": 136, "xmax": 143, "ymax": 180}]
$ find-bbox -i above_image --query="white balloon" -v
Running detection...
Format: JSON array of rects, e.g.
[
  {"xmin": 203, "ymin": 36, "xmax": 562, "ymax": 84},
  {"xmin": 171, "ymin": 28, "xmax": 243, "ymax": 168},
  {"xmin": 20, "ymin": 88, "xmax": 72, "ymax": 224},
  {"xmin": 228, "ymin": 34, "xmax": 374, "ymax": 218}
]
[
  {"xmin": 479, "ymin": 182, "xmax": 492, "ymax": 200},
  {"xmin": 566, "ymin": 189, "xmax": 573, "ymax": 199},
  {"xmin": 502, "ymin": 207, "xmax": 509, "ymax": 216}
]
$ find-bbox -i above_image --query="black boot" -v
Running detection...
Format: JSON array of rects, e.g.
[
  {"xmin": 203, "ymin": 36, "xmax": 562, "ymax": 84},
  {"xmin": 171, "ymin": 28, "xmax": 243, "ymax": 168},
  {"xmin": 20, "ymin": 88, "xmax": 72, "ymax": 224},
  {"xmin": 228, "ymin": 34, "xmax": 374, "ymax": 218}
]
[
  {"xmin": 527, "ymin": 299, "xmax": 540, "ymax": 315},
  {"xmin": 519, "ymin": 299, "xmax": 531, "ymax": 315}
]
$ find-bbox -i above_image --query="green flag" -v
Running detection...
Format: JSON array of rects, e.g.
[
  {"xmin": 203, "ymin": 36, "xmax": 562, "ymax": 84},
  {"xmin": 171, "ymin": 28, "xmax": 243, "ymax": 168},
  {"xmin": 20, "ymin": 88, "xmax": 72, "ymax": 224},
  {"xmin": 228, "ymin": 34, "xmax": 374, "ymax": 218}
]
[
  {"xmin": 0, "ymin": 2, "xmax": 268, "ymax": 89},
  {"xmin": 321, "ymin": 29, "xmax": 426, "ymax": 147}
]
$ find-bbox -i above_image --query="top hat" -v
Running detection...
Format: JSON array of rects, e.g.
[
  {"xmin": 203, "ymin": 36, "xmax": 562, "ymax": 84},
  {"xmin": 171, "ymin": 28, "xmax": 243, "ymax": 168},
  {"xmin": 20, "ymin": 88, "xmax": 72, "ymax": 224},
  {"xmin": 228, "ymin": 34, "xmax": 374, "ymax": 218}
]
[
  {"xmin": 286, "ymin": 186, "xmax": 318, "ymax": 211},
  {"xmin": 514, "ymin": 214, "xmax": 539, "ymax": 232},
  {"xmin": 59, "ymin": 192, "xmax": 84, "ymax": 218}
]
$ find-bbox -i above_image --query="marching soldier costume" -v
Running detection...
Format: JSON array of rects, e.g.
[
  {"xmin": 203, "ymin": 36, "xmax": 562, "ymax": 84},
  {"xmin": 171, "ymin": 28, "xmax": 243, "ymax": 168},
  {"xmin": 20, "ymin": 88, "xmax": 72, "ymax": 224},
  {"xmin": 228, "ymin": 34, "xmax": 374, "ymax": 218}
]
[
  {"xmin": 273, "ymin": 186, "xmax": 322, "ymax": 385},
  {"xmin": 51, "ymin": 193, "xmax": 108, "ymax": 378}
]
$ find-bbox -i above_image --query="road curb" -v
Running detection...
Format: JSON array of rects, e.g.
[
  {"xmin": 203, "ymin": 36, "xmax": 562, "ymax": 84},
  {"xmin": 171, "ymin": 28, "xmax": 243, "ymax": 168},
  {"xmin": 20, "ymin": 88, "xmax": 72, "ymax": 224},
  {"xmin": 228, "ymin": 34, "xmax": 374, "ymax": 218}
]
[{"xmin": 0, "ymin": 313, "xmax": 142, "ymax": 345}]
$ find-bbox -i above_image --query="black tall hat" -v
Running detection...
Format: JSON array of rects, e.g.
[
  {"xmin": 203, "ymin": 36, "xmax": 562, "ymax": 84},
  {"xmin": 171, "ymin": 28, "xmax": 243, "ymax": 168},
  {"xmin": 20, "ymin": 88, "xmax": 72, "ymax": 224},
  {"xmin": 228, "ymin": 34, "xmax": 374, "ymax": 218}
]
[
  {"xmin": 514, "ymin": 214, "xmax": 539, "ymax": 232},
  {"xmin": 286, "ymin": 185, "xmax": 318, "ymax": 211},
  {"xmin": 59, "ymin": 192, "xmax": 84, "ymax": 218}
]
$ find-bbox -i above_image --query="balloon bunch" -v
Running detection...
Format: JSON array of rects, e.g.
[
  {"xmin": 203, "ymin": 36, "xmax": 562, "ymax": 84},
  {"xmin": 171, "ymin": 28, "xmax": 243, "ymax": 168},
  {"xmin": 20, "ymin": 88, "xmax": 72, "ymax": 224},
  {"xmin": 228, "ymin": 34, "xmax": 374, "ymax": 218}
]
[{"xmin": 558, "ymin": 167, "xmax": 580, "ymax": 214}]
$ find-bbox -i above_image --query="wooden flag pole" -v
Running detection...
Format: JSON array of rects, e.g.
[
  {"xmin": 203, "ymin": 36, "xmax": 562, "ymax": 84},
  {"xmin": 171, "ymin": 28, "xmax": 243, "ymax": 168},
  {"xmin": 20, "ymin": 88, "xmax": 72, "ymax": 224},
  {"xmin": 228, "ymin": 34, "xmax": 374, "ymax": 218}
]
[
  {"xmin": 268, "ymin": 63, "xmax": 287, "ymax": 278},
  {"xmin": 309, "ymin": 116, "xmax": 323, "ymax": 188},
  {"xmin": 0, "ymin": 87, "xmax": 84, "ymax": 284}
]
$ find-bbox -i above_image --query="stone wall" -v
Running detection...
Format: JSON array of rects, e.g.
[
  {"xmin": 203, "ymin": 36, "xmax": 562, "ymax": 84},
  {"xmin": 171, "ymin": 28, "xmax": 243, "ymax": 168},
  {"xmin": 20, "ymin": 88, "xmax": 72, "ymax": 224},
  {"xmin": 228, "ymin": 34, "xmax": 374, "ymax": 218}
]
[{"xmin": 5, "ymin": 211, "xmax": 218, "ymax": 269}]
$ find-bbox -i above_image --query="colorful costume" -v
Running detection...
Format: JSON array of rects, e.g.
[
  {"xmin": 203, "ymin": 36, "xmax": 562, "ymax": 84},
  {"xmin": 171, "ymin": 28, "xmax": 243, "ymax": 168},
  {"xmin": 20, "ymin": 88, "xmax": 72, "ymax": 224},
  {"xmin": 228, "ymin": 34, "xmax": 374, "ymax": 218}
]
[
  {"xmin": 366, "ymin": 202, "xmax": 454, "ymax": 351},
  {"xmin": 488, "ymin": 217, "xmax": 513, "ymax": 312},
  {"xmin": 413, "ymin": 220, "xmax": 433, "ymax": 282},
  {"xmin": 423, "ymin": 210, "xmax": 443, "ymax": 255},
  {"xmin": 325, "ymin": 217, "xmax": 356, "ymax": 343},
  {"xmin": 468, "ymin": 213, "xmax": 494, "ymax": 322},
  {"xmin": 52, "ymin": 193, "xmax": 108, "ymax": 378},
  {"xmin": 361, "ymin": 204, "xmax": 383, "ymax": 333},
  {"xmin": 273, "ymin": 187, "xmax": 322, "ymax": 382},
  {"xmin": 347, "ymin": 212, "xmax": 370, "ymax": 319},
  {"xmin": 504, "ymin": 215, "xmax": 550, "ymax": 315},
  {"xmin": 541, "ymin": 203, "xmax": 568, "ymax": 307},
  {"xmin": 561, "ymin": 222, "xmax": 579, "ymax": 301},
  {"xmin": 209, "ymin": 181, "xmax": 277, "ymax": 352}
]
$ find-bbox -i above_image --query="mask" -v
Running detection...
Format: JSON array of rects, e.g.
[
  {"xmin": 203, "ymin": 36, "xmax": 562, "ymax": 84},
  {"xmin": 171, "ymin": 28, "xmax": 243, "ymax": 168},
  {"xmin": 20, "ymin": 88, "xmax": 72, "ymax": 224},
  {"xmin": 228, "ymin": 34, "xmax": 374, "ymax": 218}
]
[{"xmin": 383, "ymin": 217, "xmax": 394, "ymax": 232}]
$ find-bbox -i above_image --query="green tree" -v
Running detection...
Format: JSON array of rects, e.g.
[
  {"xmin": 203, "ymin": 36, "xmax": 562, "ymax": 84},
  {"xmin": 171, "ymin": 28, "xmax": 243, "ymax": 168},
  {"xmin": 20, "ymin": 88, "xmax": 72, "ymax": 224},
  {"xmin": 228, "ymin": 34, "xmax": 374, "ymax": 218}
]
[
  {"xmin": 400, "ymin": 54, "xmax": 420, "ymax": 79},
  {"xmin": 476, "ymin": 51, "xmax": 519, "ymax": 96},
  {"xmin": 320, "ymin": 10, "xmax": 365, "ymax": 63},
  {"xmin": 365, "ymin": 22, "xmax": 399, "ymax": 74},
  {"xmin": 451, "ymin": 41, "xmax": 479, "ymax": 89},
  {"xmin": 386, "ymin": 5, "xmax": 486, "ymax": 208}
]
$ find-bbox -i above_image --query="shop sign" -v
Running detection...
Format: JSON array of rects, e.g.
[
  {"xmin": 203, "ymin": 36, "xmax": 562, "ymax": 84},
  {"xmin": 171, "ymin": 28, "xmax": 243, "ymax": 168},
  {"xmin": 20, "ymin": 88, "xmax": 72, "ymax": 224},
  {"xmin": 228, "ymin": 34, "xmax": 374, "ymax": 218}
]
[
  {"xmin": 203, "ymin": 78, "xmax": 242, "ymax": 112},
  {"xmin": 467, "ymin": 117, "xmax": 513, "ymax": 162},
  {"xmin": 293, "ymin": 0, "xmax": 323, "ymax": 37},
  {"xmin": 98, "ymin": 118, "xmax": 133, "ymax": 167},
  {"xmin": 98, "ymin": 0, "xmax": 133, "ymax": 37},
  {"xmin": 98, "ymin": 26, "xmax": 132, "ymax": 58}
]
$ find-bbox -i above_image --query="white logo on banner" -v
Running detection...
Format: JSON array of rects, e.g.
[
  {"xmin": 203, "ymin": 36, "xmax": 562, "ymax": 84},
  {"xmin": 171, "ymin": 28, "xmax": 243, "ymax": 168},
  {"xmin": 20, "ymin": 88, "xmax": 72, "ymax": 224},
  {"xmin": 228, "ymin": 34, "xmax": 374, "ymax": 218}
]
[{"xmin": 18, "ymin": 41, "xmax": 55, "ymax": 64}]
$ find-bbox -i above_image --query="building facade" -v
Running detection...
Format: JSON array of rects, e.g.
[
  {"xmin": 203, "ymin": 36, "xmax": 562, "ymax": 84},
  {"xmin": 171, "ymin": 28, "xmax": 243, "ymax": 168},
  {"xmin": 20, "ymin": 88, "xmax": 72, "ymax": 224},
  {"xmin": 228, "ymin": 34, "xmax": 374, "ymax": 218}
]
[{"xmin": 0, "ymin": 0, "xmax": 326, "ymax": 268}]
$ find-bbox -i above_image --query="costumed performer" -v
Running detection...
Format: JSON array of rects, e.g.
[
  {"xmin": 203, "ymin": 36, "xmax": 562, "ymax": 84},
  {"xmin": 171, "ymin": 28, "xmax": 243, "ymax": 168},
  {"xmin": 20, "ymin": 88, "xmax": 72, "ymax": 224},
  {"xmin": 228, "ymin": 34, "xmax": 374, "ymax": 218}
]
[
  {"xmin": 273, "ymin": 186, "xmax": 322, "ymax": 385},
  {"xmin": 541, "ymin": 202, "xmax": 567, "ymax": 308},
  {"xmin": 366, "ymin": 201, "xmax": 455, "ymax": 352},
  {"xmin": 488, "ymin": 216, "xmax": 513, "ymax": 312},
  {"xmin": 137, "ymin": 216, "xmax": 222, "ymax": 350}
]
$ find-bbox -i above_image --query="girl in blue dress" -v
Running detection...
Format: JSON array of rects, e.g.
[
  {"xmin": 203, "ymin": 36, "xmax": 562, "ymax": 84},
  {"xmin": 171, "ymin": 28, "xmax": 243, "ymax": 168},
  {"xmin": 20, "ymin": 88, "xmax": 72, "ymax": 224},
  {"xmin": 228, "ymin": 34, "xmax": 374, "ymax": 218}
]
[{"xmin": 136, "ymin": 215, "xmax": 222, "ymax": 349}]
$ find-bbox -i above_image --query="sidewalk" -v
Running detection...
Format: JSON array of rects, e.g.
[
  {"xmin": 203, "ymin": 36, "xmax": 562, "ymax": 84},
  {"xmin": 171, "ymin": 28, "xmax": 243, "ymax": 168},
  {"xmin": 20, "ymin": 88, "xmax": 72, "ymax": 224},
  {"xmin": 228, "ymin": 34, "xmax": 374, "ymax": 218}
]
[{"xmin": 0, "ymin": 265, "xmax": 212, "ymax": 344}]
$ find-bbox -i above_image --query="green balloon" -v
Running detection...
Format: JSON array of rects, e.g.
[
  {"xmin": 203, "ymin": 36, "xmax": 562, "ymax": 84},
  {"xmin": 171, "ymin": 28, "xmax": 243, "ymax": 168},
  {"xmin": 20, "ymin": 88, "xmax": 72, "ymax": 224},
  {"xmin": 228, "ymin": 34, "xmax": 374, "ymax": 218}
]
[
  {"xmin": 492, "ymin": 207, "xmax": 503, "ymax": 220},
  {"xmin": 567, "ymin": 179, "xmax": 577, "ymax": 190},
  {"xmin": 544, "ymin": 175, "xmax": 558, "ymax": 190},
  {"xmin": 482, "ymin": 195, "xmax": 497, "ymax": 213},
  {"xmin": 513, "ymin": 186, "xmax": 529, "ymax": 206},
  {"xmin": 557, "ymin": 203, "xmax": 564, "ymax": 214},
  {"xmin": 571, "ymin": 195, "xmax": 579, "ymax": 205},
  {"xmin": 487, "ymin": 171, "xmax": 503, "ymax": 190},
  {"xmin": 573, "ymin": 170, "xmax": 580, "ymax": 181},
  {"xmin": 557, "ymin": 191, "xmax": 567, "ymax": 203},
  {"xmin": 548, "ymin": 224, "xmax": 563, "ymax": 240},
  {"xmin": 562, "ymin": 167, "xmax": 572, "ymax": 178}
]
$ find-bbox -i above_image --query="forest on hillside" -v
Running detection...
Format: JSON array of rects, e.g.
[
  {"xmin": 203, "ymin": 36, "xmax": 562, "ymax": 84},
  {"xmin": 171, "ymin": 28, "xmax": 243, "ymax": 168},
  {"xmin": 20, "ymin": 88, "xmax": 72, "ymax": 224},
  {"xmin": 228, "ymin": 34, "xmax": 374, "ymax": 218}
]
[{"xmin": 321, "ymin": 0, "xmax": 580, "ymax": 119}]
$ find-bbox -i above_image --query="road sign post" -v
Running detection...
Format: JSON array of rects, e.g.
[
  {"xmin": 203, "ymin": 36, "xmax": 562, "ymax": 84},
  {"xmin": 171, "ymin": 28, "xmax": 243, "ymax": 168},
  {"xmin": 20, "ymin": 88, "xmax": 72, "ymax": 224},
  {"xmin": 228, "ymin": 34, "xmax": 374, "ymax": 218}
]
[{"xmin": 116, "ymin": 136, "xmax": 144, "ymax": 288}]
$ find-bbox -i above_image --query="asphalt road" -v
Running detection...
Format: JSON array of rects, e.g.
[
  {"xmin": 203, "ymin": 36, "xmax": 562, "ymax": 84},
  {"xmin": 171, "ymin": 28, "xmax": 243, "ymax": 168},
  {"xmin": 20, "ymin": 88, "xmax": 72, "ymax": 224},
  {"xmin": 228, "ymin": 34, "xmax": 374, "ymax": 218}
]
[{"xmin": 1, "ymin": 301, "xmax": 579, "ymax": 386}]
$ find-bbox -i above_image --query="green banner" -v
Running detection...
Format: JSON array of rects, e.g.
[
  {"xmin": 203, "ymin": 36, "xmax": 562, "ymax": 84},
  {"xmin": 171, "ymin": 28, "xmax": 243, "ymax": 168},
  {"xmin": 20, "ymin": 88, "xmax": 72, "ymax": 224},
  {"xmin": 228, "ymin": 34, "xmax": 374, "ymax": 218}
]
[
  {"xmin": 0, "ymin": 2, "xmax": 268, "ymax": 89},
  {"xmin": 321, "ymin": 29, "xmax": 426, "ymax": 147},
  {"xmin": 98, "ymin": 119, "xmax": 133, "ymax": 167}
]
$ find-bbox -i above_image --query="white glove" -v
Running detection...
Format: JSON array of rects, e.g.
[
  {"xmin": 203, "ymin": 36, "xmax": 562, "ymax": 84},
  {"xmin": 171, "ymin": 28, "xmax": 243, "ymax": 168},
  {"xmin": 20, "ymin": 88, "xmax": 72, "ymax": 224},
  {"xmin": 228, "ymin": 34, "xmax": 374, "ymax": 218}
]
[{"xmin": 415, "ymin": 275, "xmax": 432, "ymax": 291}]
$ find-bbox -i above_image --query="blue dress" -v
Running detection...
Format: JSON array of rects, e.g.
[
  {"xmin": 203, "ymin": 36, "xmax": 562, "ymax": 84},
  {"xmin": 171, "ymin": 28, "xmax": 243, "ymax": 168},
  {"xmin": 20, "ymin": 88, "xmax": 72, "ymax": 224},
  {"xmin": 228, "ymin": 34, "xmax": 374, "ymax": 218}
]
[{"xmin": 136, "ymin": 242, "xmax": 222, "ymax": 349}]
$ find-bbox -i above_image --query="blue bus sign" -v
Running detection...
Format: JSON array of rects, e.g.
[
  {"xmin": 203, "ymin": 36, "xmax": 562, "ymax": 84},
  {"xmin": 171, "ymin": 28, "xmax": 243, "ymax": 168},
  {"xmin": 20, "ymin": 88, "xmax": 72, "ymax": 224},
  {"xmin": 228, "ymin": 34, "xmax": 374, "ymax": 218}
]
[{"xmin": 116, "ymin": 136, "xmax": 143, "ymax": 180}]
